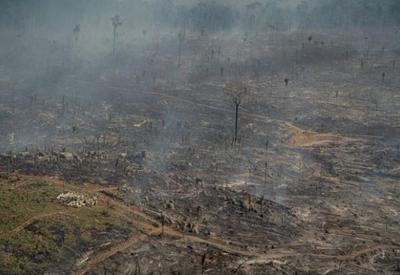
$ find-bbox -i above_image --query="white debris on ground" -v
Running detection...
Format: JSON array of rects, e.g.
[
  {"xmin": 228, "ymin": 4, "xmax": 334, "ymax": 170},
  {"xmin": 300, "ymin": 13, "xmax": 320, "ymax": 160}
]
[{"xmin": 57, "ymin": 192, "xmax": 97, "ymax": 208}]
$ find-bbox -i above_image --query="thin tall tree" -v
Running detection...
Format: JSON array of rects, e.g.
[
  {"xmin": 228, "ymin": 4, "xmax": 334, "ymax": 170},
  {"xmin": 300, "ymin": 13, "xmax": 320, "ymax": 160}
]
[
  {"xmin": 224, "ymin": 82, "xmax": 248, "ymax": 144},
  {"xmin": 178, "ymin": 32, "xmax": 184, "ymax": 67},
  {"xmin": 111, "ymin": 15, "xmax": 123, "ymax": 57}
]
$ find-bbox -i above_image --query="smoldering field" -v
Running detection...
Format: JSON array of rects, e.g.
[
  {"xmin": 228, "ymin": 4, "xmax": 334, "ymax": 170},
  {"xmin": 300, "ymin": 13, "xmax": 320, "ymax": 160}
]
[{"xmin": 1, "ymin": 0, "xmax": 400, "ymax": 274}]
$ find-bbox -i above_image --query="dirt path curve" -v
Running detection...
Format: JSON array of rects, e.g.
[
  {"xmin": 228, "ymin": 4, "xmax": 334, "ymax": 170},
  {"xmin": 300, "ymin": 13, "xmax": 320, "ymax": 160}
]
[
  {"xmin": 73, "ymin": 226, "xmax": 161, "ymax": 275},
  {"xmin": 95, "ymin": 190, "xmax": 258, "ymax": 256},
  {"xmin": 70, "ymin": 183, "xmax": 260, "ymax": 274},
  {"xmin": 95, "ymin": 192, "xmax": 161, "ymax": 227},
  {"xmin": 72, "ymin": 222, "xmax": 258, "ymax": 275},
  {"xmin": 164, "ymin": 228, "xmax": 255, "ymax": 257},
  {"xmin": 10, "ymin": 211, "xmax": 76, "ymax": 234}
]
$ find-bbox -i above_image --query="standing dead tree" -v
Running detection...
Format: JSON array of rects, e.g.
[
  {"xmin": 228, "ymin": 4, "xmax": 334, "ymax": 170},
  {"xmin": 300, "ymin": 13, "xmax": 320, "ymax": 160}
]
[
  {"xmin": 134, "ymin": 256, "xmax": 141, "ymax": 275},
  {"xmin": 177, "ymin": 32, "xmax": 184, "ymax": 67},
  {"xmin": 201, "ymin": 251, "xmax": 207, "ymax": 275},
  {"xmin": 224, "ymin": 82, "xmax": 248, "ymax": 144},
  {"xmin": 111, "ymin": 15, "xmax": 123, "ymax": 57},
  {"xmin": 160, "ymin": 213, "xmax": 166, "ymax": 237}
]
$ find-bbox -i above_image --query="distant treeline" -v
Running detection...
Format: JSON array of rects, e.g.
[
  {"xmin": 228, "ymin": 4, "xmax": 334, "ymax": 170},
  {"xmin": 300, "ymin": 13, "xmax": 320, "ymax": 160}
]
[
  {"xmin": 295, "ymin": 0, "xmax": 400, "ymax": 29},
  {"xmin": 1, "ymin": 0, "xmax": 399, "ymax": 32},
  {"xmin": 184, "ymin": 0, "xmax": 400, "ymax": 32}
]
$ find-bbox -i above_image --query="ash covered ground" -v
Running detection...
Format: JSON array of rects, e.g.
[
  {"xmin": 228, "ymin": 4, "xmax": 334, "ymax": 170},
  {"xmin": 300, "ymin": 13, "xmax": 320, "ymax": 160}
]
[{"xmin": 1, "ymin": 1, "xmax": 400, "ymax": 274}]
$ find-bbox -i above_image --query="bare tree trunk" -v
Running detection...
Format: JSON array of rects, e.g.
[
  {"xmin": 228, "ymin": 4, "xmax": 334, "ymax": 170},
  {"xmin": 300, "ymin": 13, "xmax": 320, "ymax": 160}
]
[
  {"xmin": 178, "ymin": 39, "xmax": 182, "ymax": 67},
  {"xmin": 135, "ymin": 258, "xmax": 141, "ymax": 275},
  {"xmin": 264, "ymin": 161, "xmax": 268, "ymax": 185},
  {"xmin": 113, "ymin": 27, "xmax": 117, "ymax": 57},
  {"xmin": 234, "ymin": 103, "xmax": 239, "ymax": 143}
]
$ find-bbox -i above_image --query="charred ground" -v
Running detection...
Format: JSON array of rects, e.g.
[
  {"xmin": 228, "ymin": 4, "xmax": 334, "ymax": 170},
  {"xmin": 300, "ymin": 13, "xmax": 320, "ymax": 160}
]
[{"xmin": 1, "ymin": 7, "xmax": 400, "ymax": 275}]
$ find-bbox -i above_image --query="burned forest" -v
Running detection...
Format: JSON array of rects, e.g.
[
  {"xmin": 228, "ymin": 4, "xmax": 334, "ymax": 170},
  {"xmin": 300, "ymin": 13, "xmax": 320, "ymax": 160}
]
[{"xmin": 1, "ymin": 0, "xmax": 400, "ymax": 274}]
